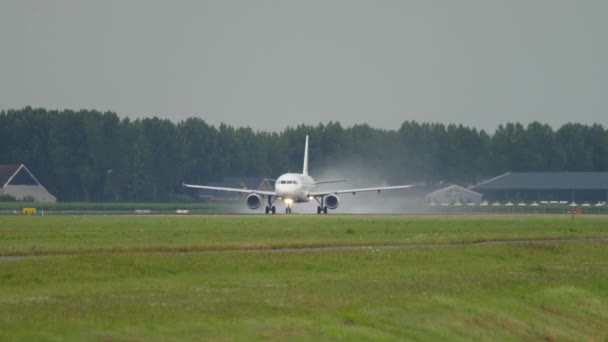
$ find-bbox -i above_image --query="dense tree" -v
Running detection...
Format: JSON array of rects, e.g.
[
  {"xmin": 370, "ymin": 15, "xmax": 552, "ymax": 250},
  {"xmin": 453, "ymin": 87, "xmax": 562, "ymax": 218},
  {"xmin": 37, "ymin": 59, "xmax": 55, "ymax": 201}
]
[{"xmin": 1, "ymin": 107, "xmax": 607, "ymax": 201}]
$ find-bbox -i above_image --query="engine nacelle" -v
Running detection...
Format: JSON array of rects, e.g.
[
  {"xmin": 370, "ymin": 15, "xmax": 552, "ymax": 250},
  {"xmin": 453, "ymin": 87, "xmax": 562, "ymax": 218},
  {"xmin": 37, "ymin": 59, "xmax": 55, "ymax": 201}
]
[
  {"xmin": 325, "ymin": 194, "xmax": 339, "ymax": 210},
  {"xmin": 246, "ymin": 194, "xmax": 262, "ymax": 209}
]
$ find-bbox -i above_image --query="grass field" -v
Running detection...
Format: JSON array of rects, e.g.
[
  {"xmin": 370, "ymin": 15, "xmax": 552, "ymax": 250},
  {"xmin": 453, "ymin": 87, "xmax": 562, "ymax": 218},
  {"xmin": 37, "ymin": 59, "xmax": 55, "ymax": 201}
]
[
  {"xmin": 0, "ymin": 201, "xmax": 240, "ymax": 215},
  {"xmin": 1, "ymin": 215, "xmax": 608, "ymax": 340}
]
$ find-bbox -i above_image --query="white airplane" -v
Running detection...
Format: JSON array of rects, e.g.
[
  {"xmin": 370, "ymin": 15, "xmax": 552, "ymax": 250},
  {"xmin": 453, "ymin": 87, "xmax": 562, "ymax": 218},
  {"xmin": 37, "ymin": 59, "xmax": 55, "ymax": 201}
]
[{"xmin": 183, "ymin": 135, "xmax": 414, "ymax": 214}]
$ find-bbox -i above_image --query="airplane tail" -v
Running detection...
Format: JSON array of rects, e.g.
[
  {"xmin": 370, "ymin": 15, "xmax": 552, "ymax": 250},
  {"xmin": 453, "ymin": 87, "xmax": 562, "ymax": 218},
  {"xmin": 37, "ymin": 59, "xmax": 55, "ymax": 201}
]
[{"xmin": 303, "ymin": 135, "xmax": 309, "ymax": 176}]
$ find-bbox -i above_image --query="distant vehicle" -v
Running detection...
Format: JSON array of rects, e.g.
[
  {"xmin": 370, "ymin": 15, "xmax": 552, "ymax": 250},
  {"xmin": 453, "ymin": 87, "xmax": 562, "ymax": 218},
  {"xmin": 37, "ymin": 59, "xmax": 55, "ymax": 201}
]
[{"xmin": 183, "ymin": 135, "xmax": 413, "ymax": 214}]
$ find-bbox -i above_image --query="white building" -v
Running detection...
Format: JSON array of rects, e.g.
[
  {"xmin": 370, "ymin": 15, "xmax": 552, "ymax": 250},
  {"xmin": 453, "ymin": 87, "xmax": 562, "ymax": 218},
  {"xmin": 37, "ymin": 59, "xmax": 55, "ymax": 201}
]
[{"xmin": 0, "ymin": 164, "xmax": 56, "ymax": 202}]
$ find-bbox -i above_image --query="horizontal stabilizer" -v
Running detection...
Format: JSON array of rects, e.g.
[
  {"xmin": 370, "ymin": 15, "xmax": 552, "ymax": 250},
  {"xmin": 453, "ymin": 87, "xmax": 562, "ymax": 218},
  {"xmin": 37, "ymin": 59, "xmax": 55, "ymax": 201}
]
[{"xmin": 314, "ymin": 179, "xmax": 348, "ymax": 185}]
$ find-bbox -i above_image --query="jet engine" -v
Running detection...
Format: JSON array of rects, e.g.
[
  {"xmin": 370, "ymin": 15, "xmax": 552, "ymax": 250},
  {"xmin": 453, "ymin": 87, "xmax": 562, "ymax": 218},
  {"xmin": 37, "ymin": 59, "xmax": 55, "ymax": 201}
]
[
  {"xmin": 246, "ymin": 194, "xmax": 262, "ymax": 209},
  {"xmin": 325, "ymin": 194, "xmax": 339, "ymax": 209}
]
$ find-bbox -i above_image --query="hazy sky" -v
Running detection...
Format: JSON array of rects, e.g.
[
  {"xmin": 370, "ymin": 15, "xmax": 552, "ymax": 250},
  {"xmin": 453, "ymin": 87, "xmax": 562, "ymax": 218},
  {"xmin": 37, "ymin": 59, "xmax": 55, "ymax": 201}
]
[{"xmin": 1, "ymin": 1, "xmax": 607, "ymax": 132}]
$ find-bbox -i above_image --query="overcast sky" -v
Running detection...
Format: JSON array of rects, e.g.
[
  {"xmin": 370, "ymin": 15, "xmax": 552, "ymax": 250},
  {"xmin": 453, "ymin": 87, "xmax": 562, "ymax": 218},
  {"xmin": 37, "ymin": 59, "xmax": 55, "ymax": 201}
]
[{"xmin": 1, "ymin": 0, "xmax": 607, "ymax": 133}]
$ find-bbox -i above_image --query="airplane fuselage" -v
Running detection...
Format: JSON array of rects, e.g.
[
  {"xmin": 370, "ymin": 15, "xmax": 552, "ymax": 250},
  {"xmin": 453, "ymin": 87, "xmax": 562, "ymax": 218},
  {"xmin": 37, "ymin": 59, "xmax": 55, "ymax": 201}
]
[{"xmin": 274, "ymin": 173, "xmax": 315, "ymax": 203}]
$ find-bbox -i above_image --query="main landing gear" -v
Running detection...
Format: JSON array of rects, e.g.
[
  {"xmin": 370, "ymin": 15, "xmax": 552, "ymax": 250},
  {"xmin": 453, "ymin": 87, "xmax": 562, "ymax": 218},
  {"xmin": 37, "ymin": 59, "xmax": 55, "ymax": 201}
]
[
  {"xmin": 265, "ymin": 196, "xmax": 277, "ymax": 215},
  {"xmin": 315, "ymin": 196, "xmax": 328, "ymax": 215}
]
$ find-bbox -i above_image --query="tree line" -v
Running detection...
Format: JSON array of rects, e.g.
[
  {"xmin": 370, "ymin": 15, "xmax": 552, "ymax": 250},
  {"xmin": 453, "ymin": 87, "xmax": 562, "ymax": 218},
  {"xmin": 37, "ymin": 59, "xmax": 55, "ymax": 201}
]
[{"xmin": 1, "ymin": 107, "xmax": 607, "ymax": 202}]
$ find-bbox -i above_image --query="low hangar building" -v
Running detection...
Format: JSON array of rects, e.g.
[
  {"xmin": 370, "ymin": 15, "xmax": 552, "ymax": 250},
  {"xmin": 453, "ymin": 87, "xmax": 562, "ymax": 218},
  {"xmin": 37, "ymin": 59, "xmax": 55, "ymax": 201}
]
[
  {"xmin": 471, "ymin": 172, "xmax": 608, "ymax": 203},
  {"xmin": 0, "ymin": 164, "xmax": 57, "ymax": 202}
]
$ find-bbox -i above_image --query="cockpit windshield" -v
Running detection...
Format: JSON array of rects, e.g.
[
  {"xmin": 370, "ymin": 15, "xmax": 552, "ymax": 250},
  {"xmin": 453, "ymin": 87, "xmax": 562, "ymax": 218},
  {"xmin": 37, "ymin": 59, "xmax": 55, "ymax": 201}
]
[{"xmin": 279, "ymin": 180, "xmax": 298, "ymax": 185}]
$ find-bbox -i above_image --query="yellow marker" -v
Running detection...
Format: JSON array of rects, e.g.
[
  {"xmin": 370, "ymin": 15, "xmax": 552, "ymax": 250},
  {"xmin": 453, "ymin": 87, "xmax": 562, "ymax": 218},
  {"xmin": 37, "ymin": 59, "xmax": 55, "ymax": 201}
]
[{"xmin": 23, "ymin": 208, "xmax": 37, "ymax": 215}]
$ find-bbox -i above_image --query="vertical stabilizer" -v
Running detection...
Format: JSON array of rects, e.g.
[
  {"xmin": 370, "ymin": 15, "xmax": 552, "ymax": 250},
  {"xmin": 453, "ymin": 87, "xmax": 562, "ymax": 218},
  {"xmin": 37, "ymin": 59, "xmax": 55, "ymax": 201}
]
[{"xmin": 302, "ymin": 135, "xmax": 309, "ymax": 175}]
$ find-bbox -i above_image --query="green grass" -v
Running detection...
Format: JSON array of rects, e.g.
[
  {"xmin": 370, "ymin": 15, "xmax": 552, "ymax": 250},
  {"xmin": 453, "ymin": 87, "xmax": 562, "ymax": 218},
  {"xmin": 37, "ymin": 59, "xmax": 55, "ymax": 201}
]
[
  {"xmin": 0, "ymin": 215, "xmax": 607, "ymax": 256},
  {"xmin": 1, "ymin": 215, "xmax": 608, "ymax": 340},
  {"xmin": 0, "ymin": 201, "xmax": 239, "ymax": 213}
]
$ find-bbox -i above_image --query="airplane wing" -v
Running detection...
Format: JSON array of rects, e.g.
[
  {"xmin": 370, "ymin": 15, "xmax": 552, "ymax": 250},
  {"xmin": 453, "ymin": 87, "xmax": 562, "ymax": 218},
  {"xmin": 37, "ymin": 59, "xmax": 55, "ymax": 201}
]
[
  {"xmin": 309, "ymin": 184, "xmax": 414, "ymax": 197},
  {"xmin": 182, "ymin": 183, "xmax": 277, "ymax": 196}
]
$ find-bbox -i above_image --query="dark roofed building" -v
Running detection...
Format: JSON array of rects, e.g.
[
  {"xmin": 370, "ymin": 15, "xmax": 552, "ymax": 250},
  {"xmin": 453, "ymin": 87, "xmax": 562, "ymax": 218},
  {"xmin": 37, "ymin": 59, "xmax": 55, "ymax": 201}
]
[
  {"xmin": 0, "ymin": 164, "xmax": 57, "ymax": 202},
  {"xmin": 471, "ymin": 172, "xmax": 608, "ymax": 203}
]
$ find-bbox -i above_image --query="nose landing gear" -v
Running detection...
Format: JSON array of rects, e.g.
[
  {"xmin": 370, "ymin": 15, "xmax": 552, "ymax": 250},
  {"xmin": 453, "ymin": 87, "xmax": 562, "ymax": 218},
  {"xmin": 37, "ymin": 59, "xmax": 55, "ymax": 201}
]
[{"xmin": 284, "ymin": 198, "xmax": 294, "ymax": 215}]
